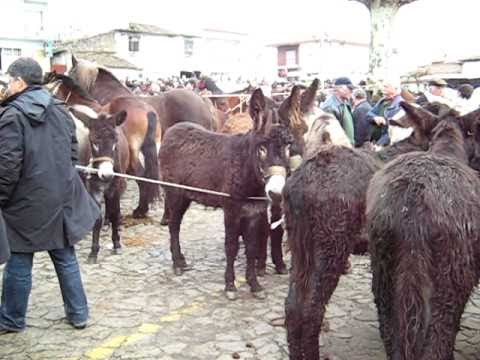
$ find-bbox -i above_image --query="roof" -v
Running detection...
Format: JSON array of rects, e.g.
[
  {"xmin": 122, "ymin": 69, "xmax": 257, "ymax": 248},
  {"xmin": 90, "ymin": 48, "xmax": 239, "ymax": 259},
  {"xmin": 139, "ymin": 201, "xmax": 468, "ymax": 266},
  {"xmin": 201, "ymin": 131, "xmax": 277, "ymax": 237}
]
[
  {"xmin": 124, "ymin": 23, "xmax": 177, "ymax": 36},
  {"xmin": 71, "ymin": 51, "xmax": 141, "ymax": 70},
  {"xmin": 268, "ymin": 36, "xmax": 369, "ymax": 48}
]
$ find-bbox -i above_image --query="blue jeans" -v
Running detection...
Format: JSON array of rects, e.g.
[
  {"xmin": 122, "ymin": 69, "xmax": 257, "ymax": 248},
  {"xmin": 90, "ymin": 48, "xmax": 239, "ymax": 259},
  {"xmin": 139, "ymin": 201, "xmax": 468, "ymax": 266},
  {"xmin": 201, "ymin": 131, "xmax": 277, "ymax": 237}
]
[{"xmin": 0, "ymin": 246, "xmax": 88, "ymax": 331}]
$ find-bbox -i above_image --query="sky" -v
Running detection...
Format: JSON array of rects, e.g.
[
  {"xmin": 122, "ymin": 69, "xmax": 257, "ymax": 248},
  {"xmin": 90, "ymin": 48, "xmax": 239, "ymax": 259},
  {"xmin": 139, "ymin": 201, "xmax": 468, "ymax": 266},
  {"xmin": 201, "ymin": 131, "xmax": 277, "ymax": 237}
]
[{"xmin": 42, "ymin": 0, "xmax": 480, "ymax": 72}]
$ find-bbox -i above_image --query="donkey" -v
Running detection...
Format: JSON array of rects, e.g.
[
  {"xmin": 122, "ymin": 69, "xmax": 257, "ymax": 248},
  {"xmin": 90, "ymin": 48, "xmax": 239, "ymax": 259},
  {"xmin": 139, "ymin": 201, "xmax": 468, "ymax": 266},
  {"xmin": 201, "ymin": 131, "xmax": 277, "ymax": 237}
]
[
  {"xmin": 44, "ymin": 72, "xmax": 160, "ymax": 218},
  {"xmin": 367, "ymin": 104, "xmax": 480, "ymax": 360},
  {"xmin": 282, "ymin": 103, "xmax": 455, "ymax": 360},
  {"xmin": 69, "ymin": 106, "xmax": 130, "ymax": 263},
  {"xmin": 159, "ymin": 88, "xmax": 294, "ymax": 300}
]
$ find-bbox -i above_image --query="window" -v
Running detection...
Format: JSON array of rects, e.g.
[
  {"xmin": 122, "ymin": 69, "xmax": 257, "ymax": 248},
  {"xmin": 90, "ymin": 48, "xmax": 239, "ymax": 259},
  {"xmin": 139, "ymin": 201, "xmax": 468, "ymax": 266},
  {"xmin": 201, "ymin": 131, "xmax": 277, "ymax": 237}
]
[
  {"xmin": 286, "ymin": 49, "xmax": 297, "ymax": 67},
  {"xmin": 3, "ymin": 48, "xmax": 22, "ymax": 57},
  {"xmin": 129, "ymin": 36, "xmax": 140, "ymax": 52},
  {"xmin": 184, "ymin": 38, "xmax": 194, "ymax": 57}
]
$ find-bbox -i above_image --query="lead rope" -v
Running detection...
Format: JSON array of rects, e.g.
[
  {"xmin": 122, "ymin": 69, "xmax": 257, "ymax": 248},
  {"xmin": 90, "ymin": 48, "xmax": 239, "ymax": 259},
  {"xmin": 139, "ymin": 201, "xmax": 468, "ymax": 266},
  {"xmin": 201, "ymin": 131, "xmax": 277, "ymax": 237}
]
[{"xmin": 75, "ymin": 165, "xmax": 269, "ymax": 201}]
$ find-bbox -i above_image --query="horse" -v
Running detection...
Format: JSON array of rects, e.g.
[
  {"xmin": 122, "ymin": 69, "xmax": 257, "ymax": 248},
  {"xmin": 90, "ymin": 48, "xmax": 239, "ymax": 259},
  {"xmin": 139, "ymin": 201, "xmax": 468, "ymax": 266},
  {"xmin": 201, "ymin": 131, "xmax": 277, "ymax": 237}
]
[
  {"xmin": 68, "ymin": 57, "xmax": 214, "ymax": 136},
  {"xmin": 367, "ymin": 104, "xmax": 480, "ymax": 360},
  {"xmin": 282, "ymin": 103, "xmax": 455, "ymax": 360},
  {"xmin": 159, "ymin": 88, "xmax": 296, "ymax": 300},
  {"xmin": 68, "ymin": 105, "xmax": 130, "ymax": 263},
  {"xmin": 44, "ymin": 72, "xmax": 160, "ymax": 218}
]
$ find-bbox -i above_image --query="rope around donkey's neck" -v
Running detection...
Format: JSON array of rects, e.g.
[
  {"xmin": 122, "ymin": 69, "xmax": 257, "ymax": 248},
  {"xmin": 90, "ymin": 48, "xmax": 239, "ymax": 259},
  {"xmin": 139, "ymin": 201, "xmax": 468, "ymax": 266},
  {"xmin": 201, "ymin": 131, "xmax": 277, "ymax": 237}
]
[{"xmin": 75, "ymin": 165, "xmax": 269, "ymax": 201}]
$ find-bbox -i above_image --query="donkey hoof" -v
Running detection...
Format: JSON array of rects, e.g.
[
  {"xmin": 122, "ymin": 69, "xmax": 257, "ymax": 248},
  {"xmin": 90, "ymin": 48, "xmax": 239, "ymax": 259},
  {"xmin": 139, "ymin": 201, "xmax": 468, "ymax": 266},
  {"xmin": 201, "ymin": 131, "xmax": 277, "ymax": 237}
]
[
  {"xmin": 252, "ymin": 289, "xmax": 266, "ymax": 300},
  {"xmin": 225, "ymin": 290, "xmax": 238, "ymax": 301},
  {"xmin": 87, "ymin": 256, "xmax": 98, "ymax": 264},
  {"xmin": 256, "ymin": 268, "xmax": 266, "ymax": 277},
  {"xmin": 112, "ymin": 248, "xmax": 122, "ymax": 255},
  {"xmin": 275, "ymin": 265, "xmax": 288, "ymax": 275},
  {"xmin": 173, "ymin": 267, "xmax": 184, "ymax": 276},
  {"xmin": 132, "ymin": 209, "xmax": 147, "ymax": 219}
]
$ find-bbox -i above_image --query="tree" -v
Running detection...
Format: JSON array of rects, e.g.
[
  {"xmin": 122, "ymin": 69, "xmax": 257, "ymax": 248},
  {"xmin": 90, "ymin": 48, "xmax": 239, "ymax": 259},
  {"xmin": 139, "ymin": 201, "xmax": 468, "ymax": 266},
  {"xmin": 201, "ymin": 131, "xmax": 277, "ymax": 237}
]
[{"xmin": 350, "ymin": 0, "xmax": 419, "ymax": 83}]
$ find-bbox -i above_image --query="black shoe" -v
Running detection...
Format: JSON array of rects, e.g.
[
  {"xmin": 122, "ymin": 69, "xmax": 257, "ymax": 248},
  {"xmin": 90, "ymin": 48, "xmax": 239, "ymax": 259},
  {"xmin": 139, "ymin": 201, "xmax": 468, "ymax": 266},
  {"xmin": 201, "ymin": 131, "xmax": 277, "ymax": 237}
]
[{"xmin": 70, "ymin": 320, "xmax": 87, "ymax": 329}]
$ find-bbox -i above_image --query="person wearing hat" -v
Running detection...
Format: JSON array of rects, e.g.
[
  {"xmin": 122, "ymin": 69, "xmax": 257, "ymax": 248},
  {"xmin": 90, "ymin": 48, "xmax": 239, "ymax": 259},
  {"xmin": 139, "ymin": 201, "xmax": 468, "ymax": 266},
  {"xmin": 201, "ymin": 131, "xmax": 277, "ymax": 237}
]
[
  {"xmin": 320, "ymin": 76, "xmax": 355, "ymax": 144},
  {"xmin": 416, "ymin": 78, "xmax": 448, "ymax": 106},
  {"xmin": 0, "ymin": 57, "xmax": 100, "ymax": 333}
]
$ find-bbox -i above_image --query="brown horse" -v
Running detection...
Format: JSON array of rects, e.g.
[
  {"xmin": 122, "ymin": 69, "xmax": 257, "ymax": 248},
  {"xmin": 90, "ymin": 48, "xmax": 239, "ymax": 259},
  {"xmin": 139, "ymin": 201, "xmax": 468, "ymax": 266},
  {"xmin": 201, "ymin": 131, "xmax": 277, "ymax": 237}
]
[
  {"xmin": 367, "ymin": 105, "xmax": 480, "ymax": 359},
  {"xmin": 159, "ymin": 88, "xmax": 295, "ymax": 300},
  {"xmin": 44, "ymin": 72, "xmax": 160, "ymax": 218},
  {"xmin": 68, "ymin": 58, "xmax": 214, "ymax": 136},
  {"xmin": 69, "ymin": 105, "xmax": 130, "ymax": 263}
]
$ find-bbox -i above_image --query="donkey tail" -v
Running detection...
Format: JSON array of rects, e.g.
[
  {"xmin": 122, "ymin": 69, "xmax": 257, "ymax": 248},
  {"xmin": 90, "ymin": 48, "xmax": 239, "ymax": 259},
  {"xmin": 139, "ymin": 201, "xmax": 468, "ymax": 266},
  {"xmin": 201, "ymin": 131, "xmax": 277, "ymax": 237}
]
[
  {"xmin": 140, "ymin": 111, "xmax": 160, "ymax": 203},
  {"xmin": 393, "ymin": 250, "xmax": 432, "ymax": 360}
]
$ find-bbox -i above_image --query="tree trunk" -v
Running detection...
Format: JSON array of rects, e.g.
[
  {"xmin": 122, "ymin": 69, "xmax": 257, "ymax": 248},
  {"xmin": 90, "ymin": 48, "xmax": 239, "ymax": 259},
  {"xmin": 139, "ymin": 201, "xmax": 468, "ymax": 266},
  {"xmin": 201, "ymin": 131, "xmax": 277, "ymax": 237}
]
[{"xmin": 368, "ymin": 2, "xmax": 400, "ymax": 84}]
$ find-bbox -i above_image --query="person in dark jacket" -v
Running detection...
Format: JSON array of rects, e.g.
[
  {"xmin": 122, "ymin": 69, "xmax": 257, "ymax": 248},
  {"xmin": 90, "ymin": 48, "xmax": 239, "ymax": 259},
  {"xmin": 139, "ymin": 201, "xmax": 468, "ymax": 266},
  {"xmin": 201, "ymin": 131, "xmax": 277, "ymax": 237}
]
[
  {"xmin": 352, "ymin": 88, "xmax": 372, "ymax": 147},
  {"xmin": 0, "ymin": 58, "xmax": 100, "ymax": 333},
  {"xmin": 0, "ymin": 211, "xmax": 10, "ymax": 265}
]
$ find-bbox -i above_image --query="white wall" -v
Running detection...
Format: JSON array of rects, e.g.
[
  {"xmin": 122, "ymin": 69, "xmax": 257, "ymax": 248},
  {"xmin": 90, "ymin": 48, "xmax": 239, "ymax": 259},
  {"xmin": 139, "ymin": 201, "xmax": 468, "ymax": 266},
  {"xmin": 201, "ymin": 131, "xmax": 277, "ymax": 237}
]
[{"xmin": 0, "ymin": 39, "xmax": 48, "ymax": 72}]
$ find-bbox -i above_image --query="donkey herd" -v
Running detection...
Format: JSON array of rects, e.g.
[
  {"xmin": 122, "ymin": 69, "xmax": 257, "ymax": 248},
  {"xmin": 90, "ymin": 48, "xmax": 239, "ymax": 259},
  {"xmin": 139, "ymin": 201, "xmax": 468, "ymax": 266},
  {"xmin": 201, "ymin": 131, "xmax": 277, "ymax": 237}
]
[{"xmin": 43, "ymin": 59, "xmax": 480, "ymax": 359}]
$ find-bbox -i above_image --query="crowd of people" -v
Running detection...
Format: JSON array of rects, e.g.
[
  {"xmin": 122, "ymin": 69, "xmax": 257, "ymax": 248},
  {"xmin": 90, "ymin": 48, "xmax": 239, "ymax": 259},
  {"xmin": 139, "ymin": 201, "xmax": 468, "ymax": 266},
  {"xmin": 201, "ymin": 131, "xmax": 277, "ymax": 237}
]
[{"xmin": 318, "ymin": 76, "xmax": 479, "ymax": 148}]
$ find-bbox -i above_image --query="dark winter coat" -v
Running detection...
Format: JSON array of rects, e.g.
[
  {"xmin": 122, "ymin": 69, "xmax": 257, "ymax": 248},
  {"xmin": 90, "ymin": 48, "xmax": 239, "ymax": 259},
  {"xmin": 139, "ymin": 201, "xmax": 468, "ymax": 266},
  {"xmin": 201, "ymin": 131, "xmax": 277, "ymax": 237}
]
[
  {"xmin": 0, "ymin": 211, "xmax": 10, "ymax": 264},
  {"xmin": 352, "ymin": 100, "xmax": 372, "ymax": 147},
  {"xmin": 0, "ymin": 86, "xmax": 100, "ymax": 252}
]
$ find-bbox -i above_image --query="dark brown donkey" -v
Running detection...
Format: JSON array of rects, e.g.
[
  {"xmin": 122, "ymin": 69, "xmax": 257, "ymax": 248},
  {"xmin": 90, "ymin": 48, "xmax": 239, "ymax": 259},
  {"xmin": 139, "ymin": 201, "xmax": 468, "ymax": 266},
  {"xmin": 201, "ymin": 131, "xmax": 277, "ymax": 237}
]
[
  {"xmin": 159, "ymin": 88, "xmax": 294, "ymax": 300},
  {"xmin": 282, "ymin": 103, "xmax": 454, "ymax": 360},
  {"xmin": 68, "ymin": 57, "xmax": 214, "ymax": 135},
  {"xmin": 44, "ymin": 72, "xmax": 160, "ymax": 218},
  {"xmin": 69, "ymin": 106, "xmax": 130, "ymax": 263},
  {"xmin": 367, "ymin": 104, "xmax": 480, "ymax": 360}
]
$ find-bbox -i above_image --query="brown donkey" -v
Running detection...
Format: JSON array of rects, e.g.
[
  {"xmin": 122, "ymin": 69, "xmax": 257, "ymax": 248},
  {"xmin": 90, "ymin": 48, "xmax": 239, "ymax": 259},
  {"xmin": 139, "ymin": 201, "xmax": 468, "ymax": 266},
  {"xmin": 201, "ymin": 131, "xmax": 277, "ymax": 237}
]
[{"xmin": 159, "ymin": 88, "xmax": 294, "ymax": 300}]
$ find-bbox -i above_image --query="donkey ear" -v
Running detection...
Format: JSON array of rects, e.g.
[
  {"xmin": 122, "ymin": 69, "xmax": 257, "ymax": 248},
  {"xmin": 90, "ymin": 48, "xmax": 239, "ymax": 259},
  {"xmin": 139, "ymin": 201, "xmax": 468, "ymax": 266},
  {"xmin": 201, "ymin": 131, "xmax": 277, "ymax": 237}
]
[
  {"xmin": 301, "ymin": 78, "xmax": 319, "ymax": 113},
  {"xmin": 458, "ymin": 107, "xmax": 480, "ymax": 133},
  {"xmin": 113, "ymin": 110, "xmax": 128, "ymax": 127},
  {"xmin": 71, "ymin": 53, "xmax": 78, "ymax": 68},
  {"xmin": 249, "ymin": 88, "xmax": 266, "ymax": 131},
  {"xmin": 69, "ymin": 105, "xmax": 95, "ymax": 129},
  {"xmin": 399, "ymin": 101, "xmax": 438, "ymax": 134}
]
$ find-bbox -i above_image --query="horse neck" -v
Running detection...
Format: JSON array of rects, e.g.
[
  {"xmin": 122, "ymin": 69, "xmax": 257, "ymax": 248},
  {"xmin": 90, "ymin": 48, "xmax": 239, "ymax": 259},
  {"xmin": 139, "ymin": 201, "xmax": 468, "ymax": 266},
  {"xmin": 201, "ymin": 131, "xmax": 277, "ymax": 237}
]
[
  {"xmin": 68, "ymin": 92, "xmax": 102, "ymax": 112},
  {"xmin": 91, "ymin": 70, "xmax": 132, "ymax": 104}
]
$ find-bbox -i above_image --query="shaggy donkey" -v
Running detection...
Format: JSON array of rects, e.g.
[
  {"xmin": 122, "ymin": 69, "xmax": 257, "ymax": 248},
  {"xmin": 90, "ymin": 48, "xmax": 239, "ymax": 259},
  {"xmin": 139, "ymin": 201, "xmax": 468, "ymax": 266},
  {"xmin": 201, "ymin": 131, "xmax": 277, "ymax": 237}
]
[{"xmin": 367, "ymin": 103, "xmax": 480, "ymax": 360}]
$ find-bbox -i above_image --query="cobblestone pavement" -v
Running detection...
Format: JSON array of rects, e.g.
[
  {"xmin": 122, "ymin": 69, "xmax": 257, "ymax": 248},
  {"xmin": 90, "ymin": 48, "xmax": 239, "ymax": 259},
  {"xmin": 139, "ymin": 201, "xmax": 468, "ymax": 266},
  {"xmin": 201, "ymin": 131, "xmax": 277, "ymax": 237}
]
[{"xmin": 1, "ymin": 183, "xmax": 480, "ymax": 360}]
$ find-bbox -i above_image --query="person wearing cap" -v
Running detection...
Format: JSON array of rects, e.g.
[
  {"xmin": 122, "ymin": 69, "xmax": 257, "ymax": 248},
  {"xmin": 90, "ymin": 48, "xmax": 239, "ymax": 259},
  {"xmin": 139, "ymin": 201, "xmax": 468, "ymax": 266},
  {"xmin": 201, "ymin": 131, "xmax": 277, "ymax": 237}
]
[
  {"xmin": 454, "ymin": 83, "xmax": 478, "ymax": 115},
  {"xmin": 366, "ymin": 78, "xmax": 405, "ymax": 146},
  {"xmin": 416, "ymin": 78, "xmax": 448, "ymax": 106},
  {"xmin": 352, "ymin": 88, "xmax": 372, "ymax": 147},
  {"xmin": 320, "ymin": 77, "xmax": 355, "ymax": 144},
  {"xmin": 0, "ymin": 57, "xmax": 100, "ymax": 333}
]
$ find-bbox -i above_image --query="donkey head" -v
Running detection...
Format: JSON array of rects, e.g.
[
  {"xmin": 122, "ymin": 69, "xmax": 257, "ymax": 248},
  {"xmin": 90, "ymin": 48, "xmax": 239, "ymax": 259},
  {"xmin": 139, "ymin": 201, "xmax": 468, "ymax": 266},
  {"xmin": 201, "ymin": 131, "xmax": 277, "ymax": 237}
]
[
  {"xmin": 249, "ymin": 89, "xmax": 293, "ymax": 202},
  {"xmin": 70, "ymin": 105, "xmax": 127, "ymax": 181}
]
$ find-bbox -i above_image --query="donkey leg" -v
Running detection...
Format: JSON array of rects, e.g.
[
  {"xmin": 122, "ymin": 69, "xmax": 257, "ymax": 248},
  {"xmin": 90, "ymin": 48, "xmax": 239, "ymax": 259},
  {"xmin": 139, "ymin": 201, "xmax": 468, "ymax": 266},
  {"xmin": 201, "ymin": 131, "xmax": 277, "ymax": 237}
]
[
  {"xmin": 255, "ymin": 210, "xmax": 269, "ymax": 277},
  {"xmin": 87, "ymin": 216, "xmax": 103, "ymax": 264},
  {"xmin": 243, "ymin": 216, "xmax": 265, "ymax": 299},
  {"xmin": 133, "ymin": 181, "xmax": 150, "ymax": 218},
  {"xmin": 105, "ymin": 191, "xmax": 122, "ymax": 255},
  {"xmin": 160, "ymin": 195, "xmax": 170, "ymax": 226},
  {"xmin": 285, "ymin": 281, "xmax": 306, "ymax": 360},
  {"xmin": 270, "ymin": 204, "xmax": 287, "ymax": 274},
  {"xmin": 167, "ymin": 191, "xmax": 191, "ymax": 275},
  {"xmin": 224, "ymin": 209, "xmax": 241, "ymax": 300}
]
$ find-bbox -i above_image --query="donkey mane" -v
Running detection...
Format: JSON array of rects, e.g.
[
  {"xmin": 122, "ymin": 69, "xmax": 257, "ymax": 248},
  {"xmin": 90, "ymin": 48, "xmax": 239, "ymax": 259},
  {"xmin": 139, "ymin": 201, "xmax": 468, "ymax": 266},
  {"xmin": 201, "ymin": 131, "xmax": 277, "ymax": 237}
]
[{"xmin": 51, "ymin": 73, "xmax": 96, "ymax": 102}]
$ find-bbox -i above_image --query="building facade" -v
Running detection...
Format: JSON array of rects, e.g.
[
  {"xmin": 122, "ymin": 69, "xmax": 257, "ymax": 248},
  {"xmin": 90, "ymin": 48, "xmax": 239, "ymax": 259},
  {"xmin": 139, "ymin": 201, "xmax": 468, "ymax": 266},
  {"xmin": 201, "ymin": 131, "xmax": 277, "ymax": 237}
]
[{"xmin": 0, "ymin": 0, "xmax": 50, "ymax": 72}]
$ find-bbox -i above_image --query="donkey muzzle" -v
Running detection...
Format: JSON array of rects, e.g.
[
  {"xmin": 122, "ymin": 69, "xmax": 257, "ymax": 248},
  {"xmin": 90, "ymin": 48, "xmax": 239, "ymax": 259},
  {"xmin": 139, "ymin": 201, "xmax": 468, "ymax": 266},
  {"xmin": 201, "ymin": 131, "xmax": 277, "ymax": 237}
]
[
  {"xmin": 265, "ymin": 166, "xmax": 287, "ymax": 202},
  {"xmin": 90, "ymin": 156, "xmax": 115, "ymax": 181}
]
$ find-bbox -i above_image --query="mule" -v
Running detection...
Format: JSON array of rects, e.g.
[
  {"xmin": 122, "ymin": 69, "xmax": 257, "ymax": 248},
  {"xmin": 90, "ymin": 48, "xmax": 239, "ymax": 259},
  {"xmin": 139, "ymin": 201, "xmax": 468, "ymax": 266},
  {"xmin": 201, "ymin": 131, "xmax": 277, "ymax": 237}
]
[
  {"xmin": 68, "ymin": 58, "xmax": 214, "ymax": 135},
  {"xmin": 69, "ymin": 106, "xmax": 130, "ymax": 263},
  {"xmin": 159, "ymin": 88, "xmax": 294, "ymax": 300},
  {"xmin": 367, "ymin": 103, "xmax": 480, "ymax": 360},
  {"xmin": 283, "ymin": 104, "xmax": 452, "ymax": 360},
  {"xmin": 44, "ymin": 72, "xmax": 160, "ymax": 218}
]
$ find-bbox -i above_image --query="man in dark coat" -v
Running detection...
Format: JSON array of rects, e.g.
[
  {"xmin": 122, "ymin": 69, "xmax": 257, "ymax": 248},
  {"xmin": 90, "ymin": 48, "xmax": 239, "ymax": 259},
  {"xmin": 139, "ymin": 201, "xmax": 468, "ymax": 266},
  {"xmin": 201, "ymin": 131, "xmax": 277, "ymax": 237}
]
[
  {"xmin": 0, "ymin": 58, "xmax": 100, "ymax": 333},
  {"xmin": 352, "ymin": 88, "xmax": 372, "ymax": 147},
  {"xmin": 0, "ymin": 211, "xmax": 10, "ymax": 264}
]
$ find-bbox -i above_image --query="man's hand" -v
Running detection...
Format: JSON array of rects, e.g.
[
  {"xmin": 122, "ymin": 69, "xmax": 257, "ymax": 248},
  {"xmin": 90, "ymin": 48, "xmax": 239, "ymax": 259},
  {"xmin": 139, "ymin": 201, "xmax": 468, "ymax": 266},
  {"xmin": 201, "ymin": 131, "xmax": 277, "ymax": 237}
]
[{"xmin": 374, "ymin": 116, "xmax": 387, "ymax": 126}]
